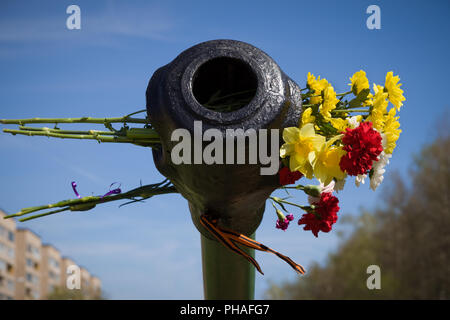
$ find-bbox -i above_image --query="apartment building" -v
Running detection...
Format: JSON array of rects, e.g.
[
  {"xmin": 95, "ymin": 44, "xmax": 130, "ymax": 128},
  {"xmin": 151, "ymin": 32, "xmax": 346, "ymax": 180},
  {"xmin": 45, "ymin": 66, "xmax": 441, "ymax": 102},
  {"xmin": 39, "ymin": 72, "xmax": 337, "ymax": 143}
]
[
  {"xmin": 0, "ymin": 210, "xmax": 16, "ymax": 300},
  {"xmin": 60, "ymin": 258, "xmax": 101, "ymax": 298},
  {"xmin": 15, "ymin": 228, "xmax": 42, "ymax": 299},
  {"xmin": 41, "ymin": 244, "xmax": 62, "ymax": 299},
  {"xmin": 80, "ymin": 267, "xmax": 91, "ymax": 296},
  {"xmin": 0, "ymin": 209, "xmax": 101, "ymax": 299},
  {"xmin": 90, "ymin": 276, "xmax": 102, "ymax": 299},
  {"xmin": 60, "ymin": 256, "xmax": 76, "ymax": 289}
]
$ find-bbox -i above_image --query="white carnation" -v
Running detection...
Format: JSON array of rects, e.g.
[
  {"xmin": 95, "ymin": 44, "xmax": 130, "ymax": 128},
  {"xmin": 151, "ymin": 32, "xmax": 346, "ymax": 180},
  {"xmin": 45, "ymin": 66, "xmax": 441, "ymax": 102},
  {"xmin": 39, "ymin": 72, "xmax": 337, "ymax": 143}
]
[
  {"xmin": 347, "ymin": 116, "xmax": 361, "ymax": 129},
  {"xmin": 355, "ymin": 174, "xmax": 367, "ymax": 187},
  {"xmin": 370, "ymin": 152, "xmax": 391, "ymax": 191},
  {"xmin": 334, "ymin": 179, "xmax": 346, "ymax": 192},
  {"xmin": 308, "ymin": 180, "xmax": 335, "ymax": 204}
]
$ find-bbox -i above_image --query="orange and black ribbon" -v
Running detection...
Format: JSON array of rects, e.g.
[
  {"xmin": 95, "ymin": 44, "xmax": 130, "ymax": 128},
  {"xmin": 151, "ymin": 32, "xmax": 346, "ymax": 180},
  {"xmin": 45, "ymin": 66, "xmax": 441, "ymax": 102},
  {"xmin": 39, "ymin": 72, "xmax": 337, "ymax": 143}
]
[{"xmin": 199, "ymin": 214, "xmax": 306, "ymax": 276}]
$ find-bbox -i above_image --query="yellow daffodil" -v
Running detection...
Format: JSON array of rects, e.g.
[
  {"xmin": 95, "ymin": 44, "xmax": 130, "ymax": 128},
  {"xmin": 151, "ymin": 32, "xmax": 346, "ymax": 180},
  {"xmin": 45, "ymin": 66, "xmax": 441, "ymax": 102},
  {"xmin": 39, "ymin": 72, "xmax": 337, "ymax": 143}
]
[
  {"xmin": 384, "ymin": 71, "xmax": 405, "ymax": 110},
  {"xmin": 301, "ymin": 107, "xmax": 316, "ymax": 127},
  {"xmin": 307, "ymin": 72, "xmax": 329, "ymax": 105},
  {"xmin": 280, "ymin": 123, "xmax": 326, "ymax": 179},
  {"xmin": 320, "ymin": 85, "xmax": 339, "ymax": 118},
  {"xmin": 349, "ymin": 70, "xmax": 370, "ymax": 95},
  {"xmin": 382, "ymin": 108, "xmax": 401, "ymax": 154},
  {"xmin": 312, "ymin": 136, "xmax": 347, "ymax": 185}
]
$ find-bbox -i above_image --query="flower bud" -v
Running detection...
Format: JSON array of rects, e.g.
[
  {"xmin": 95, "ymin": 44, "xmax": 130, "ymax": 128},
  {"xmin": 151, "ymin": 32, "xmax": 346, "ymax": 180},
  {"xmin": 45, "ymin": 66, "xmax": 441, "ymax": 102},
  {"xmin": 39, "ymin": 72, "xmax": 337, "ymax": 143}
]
[
  {"xmin": 303, "ymin": 185, "xmax": 322, "ymax": 197},
  {"xmin": 276, "ymin": 209, "xmax": 286, "ymax": 221}
]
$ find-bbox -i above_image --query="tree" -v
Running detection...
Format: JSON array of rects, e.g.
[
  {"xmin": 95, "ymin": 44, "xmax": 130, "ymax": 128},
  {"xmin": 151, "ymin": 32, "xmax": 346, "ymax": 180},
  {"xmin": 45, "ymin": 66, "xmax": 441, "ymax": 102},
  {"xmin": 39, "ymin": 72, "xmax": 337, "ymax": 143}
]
[
  {"xmin": 47, "ymin": 287, "xmax": 105, "ymax": 300},
  {"xmin": 266, "ymin": 132, "xmax": 450, "ymax": 299}
]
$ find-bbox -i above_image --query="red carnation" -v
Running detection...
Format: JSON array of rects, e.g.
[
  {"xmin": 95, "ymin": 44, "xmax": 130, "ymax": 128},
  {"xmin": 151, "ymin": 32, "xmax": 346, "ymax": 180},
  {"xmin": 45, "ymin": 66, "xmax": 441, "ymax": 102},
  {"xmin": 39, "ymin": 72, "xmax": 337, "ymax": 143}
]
[
  {"xmin": 298, "ymin": 192, "xmax": 339, "ymax": 237},
  {"xmin": 279, "ymin": 167, "xmax": 303, "ymax": 186},
  {"xmin": 339, "ymin": 121, "xmax": 383, "ymax": 176}
]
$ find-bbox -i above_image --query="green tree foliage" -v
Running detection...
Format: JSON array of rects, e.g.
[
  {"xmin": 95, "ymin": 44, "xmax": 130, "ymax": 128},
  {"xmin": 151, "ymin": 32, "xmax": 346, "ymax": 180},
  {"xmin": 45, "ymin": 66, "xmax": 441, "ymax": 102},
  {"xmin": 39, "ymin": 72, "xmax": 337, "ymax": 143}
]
[
  {"xmin": 47, "ymin": 287, "xmax": 104, "ymax": 300},
  {"xmin": 266, "ymin": 134, "xmax": 450, "ymax": 299}
]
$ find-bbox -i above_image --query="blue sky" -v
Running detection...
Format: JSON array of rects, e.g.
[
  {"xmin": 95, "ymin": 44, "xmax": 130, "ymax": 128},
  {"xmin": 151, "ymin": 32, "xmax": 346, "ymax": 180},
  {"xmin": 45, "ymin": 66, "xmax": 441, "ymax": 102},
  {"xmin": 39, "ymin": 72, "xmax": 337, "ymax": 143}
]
[{"xmin": 0, "ymin": 0, "xmax": 449, "ymax": 299}]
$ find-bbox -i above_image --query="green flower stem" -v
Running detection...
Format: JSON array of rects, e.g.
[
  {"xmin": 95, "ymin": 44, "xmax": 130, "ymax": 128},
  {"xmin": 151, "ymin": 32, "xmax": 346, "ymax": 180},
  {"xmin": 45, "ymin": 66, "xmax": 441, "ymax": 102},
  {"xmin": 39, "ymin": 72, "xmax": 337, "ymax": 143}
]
[
  {"xmin": 4, "ymin": 180, "xmax": 178, "ymax": 221},
  {"xmin": 19, "ymin": 208, "xmax": 70, "ymax": 222},
  {"xmin": 332, "ymin": 109, "xmax": 368, "ymax": 113},
  {"xmin": 344, "ymin": 105, "xmax": 370, "ymax": 110},
  {"xmin": 5, "ymin": 196, "xmax": 102, "ymax": 218},
  {"xmin": 124, "ymin": 109, "xmax": 147, "ymax": 118},
  {"xmin": 280, "ymin": 185, "xmax": 305, "ymax": 190},
  {"xmin": 18, "ymin": 126, "xmax": 118, "ymax": 136},
  {"xmin": 270, "ymin": 201, "xmax": 278, "ymax": 210},
  {"xmin": 306, "ymin": 91, "xmax": 352, "ymax": 100},
  {"xmin": 336, "ymin": 90, "xmax": 353, "ymax": 97},
  {"xmin": 0, "ymin": 116, "xmax": 149, "ymax": 125},
  {"xmin": 2, "ymin": 128, "xmax": 160, "ymax": 147},
  {"xmin": 269, "ymin": 196, "xmax": 311, "ymax": 211}
]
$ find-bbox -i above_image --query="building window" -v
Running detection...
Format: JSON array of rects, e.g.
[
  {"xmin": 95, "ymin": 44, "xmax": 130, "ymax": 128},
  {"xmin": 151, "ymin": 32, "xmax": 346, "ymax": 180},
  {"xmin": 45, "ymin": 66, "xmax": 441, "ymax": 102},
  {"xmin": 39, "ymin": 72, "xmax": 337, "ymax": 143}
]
[
  {"xmin": 49, "ymin": 257, "xmax": 60, "ymax": 269},
  {"xmin": 7, "ymin": 248, "xmax": 14, "ymax": 259},
  {"xmin": 26, "ymin": 287, "xmax": 40, "ymax": 300},
  {"xmin": 7, "ymin": 279, "xmax": 14, "ymax": 292},
  {"xmin": 26, "ymin": 258, "xmax": 33, "ymax": 268},
  {"xmin": 26, "ymin": 273, "xmax": 39, "ymax": 285},
  {"xmin": 0, "ymin": 259, "xmax": 6, "ymax": 272},
  {"xmin": 0, "ymin": 226, "xmax": 6, "ymax": 238},
  {"xmin": 7, "ymin": 231, "xmax": 14, "ymax": 242},
  {"xmin": 27, "ymin": 244, "xmax": 40, "ymax": 259},
  {"xmin": 0, "ymin": 243, "xmax": 14, "ymax": 260}
]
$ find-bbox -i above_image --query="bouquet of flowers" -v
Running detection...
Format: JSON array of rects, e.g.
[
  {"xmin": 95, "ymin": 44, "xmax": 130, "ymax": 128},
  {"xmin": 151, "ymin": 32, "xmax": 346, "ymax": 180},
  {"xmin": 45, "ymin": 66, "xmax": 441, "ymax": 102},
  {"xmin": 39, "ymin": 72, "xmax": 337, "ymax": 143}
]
[{"xmin": 273, "ymin": 70, "xmax": 404, "ymax": 237}]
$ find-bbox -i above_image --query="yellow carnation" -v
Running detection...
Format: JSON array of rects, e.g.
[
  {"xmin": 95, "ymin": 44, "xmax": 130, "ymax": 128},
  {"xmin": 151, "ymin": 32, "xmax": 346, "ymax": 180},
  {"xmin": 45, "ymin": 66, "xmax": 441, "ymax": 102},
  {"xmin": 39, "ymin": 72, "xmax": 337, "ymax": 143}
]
[
  {"xmin": 320, "ymin": 85, "xmax": 339, "ymax": 118},
  {"xmin": 367, "ymin": 86, "xmax": 389, "ymax": 131},
  {"xmin": 349, "ymin": 70, "xmax": 370, "ymax": 95},
  {"xmin": 301, "ymin": 107, "xmax": 316, "ymax": 127},
  {"xmin": 384, "ymin": 71, "xmax": 406, "ymax": 111},
  {"xmin": 307, "ymin": 72, "xmax": 329, "ymax": 105},
  {"xmin": 329, "ymin": 118, "xmax": 348, "ymax": 132},
  {"xmin": 383, "ymin": 108, "xmax": 401, "ymax": 154}
]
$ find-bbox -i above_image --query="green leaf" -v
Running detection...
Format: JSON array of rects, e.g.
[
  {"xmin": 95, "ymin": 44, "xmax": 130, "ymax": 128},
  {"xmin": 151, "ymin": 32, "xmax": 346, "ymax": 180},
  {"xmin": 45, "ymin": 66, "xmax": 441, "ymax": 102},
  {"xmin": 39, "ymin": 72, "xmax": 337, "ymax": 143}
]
[{"xmin": 348, "ymin": 88, "xmax": 371, "ymax": 108}]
